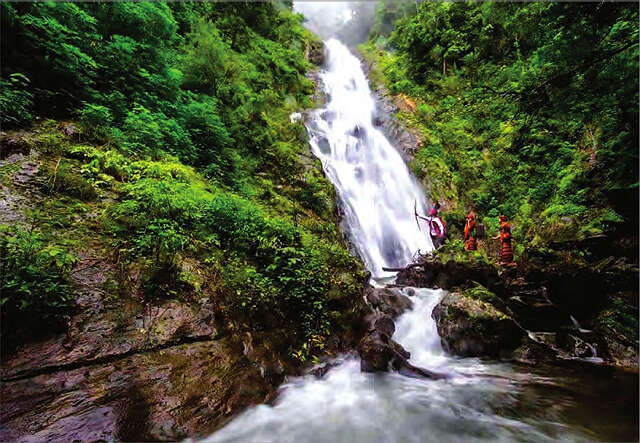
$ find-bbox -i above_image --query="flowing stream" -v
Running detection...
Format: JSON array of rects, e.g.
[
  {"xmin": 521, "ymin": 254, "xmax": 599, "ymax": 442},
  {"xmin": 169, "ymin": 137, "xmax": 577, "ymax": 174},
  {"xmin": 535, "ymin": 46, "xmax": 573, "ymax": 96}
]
[{"xmin": 204, "ymin": 36, "xmax": 637, "ymax": 443}]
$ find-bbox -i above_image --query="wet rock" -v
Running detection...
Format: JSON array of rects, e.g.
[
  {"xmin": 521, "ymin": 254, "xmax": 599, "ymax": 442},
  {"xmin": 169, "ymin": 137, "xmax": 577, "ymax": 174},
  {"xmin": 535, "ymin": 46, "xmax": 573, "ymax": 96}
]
[
  {"xmin": 2, "ymin": 299, "xmax": 217, "ymax": 381},
  {"xmin": 62, "ymin": 123, "xmax": 80, "ymax": 140},
  {"xmin": 515, "ymin": 330, "xmax": 604, "ymax": 364},
  {"xmin": 432, "ymin": 292, "xmax": 523, "ymax": 358},
  {"xmin": 504, "ymin": 283, "xmax": 565, "ymax": 331},
  {"xmin": 358, "ymin": 317, "xmax": 447, "ymax": 380},
  {"xmin": 0, "ymin": 135, "xmax": 30, "ymax": 160},
  {"xmin": 0, "ymin": 340, "xmax": 270, "ymax": 442},
  {"xmin": 596, "ymin": 326, "xmax": 638, "ymax": 368},
  {"xmin": 309, "ymin": 360, "xmax": 341, "ymax": 378},
  {"xmin": 358, "ymin": 330, "xmax": 407, "ymax": 372},
  {"xmin": 396, "ymin": 258, "xmax": 500, "ymax": 290},
  {"xmin": 0, "ymin": 149, "xmax": 42, "ymax": 225},
  {"xmin": 396, "ymin": 362, "xmax": 449, "ymax": 380},
  {"xmin": 306, "ymin": 40, "xmax": 325, "ymax": 66},
  {"xmin": 373, "ymin": 314, "xmax": 395, "ymax": 337},
  {"xmin": 364, "ymin": 287, "xmax": 413, "ymax": 318},
  {"xmin": 368, "ymin": 88, "xmax": 421, "ymax": 160},
  {"xmin": 358, "ymin": 311, "xmax": 408, "ymax": 372},
  {"xmin": 397, "ymin": 252, "xmax": 638, "ymax": 368},
  {"xmin": 512, "ymin": 336, "xmax": 560, "ymax": 365}
]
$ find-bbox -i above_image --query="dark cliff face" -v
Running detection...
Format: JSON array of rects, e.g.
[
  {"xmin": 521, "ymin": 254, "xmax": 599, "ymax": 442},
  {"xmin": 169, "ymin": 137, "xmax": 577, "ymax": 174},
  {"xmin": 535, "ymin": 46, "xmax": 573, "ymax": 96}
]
[{"xmin": 360, "ymin": 57, "xmax": 423, "ymax": 163}]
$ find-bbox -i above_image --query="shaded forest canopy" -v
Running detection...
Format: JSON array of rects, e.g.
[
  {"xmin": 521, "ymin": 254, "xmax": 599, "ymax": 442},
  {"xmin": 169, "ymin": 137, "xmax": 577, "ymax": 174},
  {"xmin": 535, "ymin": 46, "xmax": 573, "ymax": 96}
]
[{"xmin": 364, "ymin": 1, "xmax": 638, "ymax": 249}]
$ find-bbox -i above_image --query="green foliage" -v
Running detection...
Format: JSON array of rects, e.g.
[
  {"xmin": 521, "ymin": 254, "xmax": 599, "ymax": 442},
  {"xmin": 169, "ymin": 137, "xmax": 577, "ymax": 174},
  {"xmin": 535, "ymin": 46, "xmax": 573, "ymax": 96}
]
[
  {"xmin": 2, "ymin": 2, "xmax": 366, "ymax": 360},
  {"xmin": 463, "ymin": 282, "xmax": 500, "ymax": 305},
  {"xmin": 2, "ymin": 1, "xmax": 316, "ymax": 189},
  {"xmin": 77, "ymin": 103, "xmax": 112, "ymax": 140},
  {"xmin": 32, "ymin": 120, "xmax": 71, "ymax": 154},
  {"xmin": 0, "ymin": 225, "xmax": 76, "ymax": 350},
  {"xmin": 365, "ymin": 2, "xmax": 638, "ymax": 248},
  {"xmin": 0, "ymin": 73, "xmax": 33, "ymax": 128},
  {"xmin": 598, "ymin": 297, "xmax": 638, "ymax": 343},
  {"xmin": 120, "ymin": 105, "xmax": 191, "ymax": 159},
  {"xmin": 99, "ymin": 155, "xmax": 364, "ymax": 346}
]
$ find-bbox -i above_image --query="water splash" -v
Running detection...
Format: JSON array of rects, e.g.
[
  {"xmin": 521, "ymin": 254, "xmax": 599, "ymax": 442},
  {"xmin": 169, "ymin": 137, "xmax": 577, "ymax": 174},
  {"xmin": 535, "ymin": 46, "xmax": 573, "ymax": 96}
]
[{"xmin": 204, "ymin": 289, "xmax": 589, "ymax": 443}]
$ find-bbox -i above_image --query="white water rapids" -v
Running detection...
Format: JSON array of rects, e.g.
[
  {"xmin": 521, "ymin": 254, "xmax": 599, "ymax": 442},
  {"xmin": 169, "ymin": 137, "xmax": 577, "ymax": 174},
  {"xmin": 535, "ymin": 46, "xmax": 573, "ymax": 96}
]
[{"xmin": 204, "ymin": 39, "xmax": 599, "ymax": 443}]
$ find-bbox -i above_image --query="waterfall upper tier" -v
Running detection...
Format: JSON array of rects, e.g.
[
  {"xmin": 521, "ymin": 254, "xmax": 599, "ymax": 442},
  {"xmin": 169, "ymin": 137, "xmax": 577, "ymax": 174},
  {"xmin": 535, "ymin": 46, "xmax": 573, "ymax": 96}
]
[{"xmin": 306, "ymin": 39, "xmax": 433, "ymax": 279}]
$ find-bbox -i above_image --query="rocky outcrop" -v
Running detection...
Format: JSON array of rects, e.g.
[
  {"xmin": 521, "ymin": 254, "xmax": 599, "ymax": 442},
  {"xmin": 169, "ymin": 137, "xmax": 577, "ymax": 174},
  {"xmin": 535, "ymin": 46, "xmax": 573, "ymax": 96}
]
[
  {"xmin": 432, "ymin": 291, "xmax": 523, "ymax": 358},
  {"xmin": 357, "ymin": 287, "xmax": 447, "ymax": 379},
  {"xmin": 364, "ymin": 286, "xmax": 413, "ymax": 317},
  {"xmin": 306, "ymin": 40, "xmax": 325, "ymax": 66},
  {"xmin": 0, "ymin": 281, "xmax": 278, "ymax": 442},
  {"xmin": 358, "ymin": 287, "xmax": 412, "ymax": 372},
  {"xmin": 359, "ymin": 56, "xmax": 423, "ymax": 161},
  {"xmin": 396, "ymin": 248, "xmax": 638, "ymax": 368},
  {"xmin": 370, "ymin": 90, "xmax": 422, "ymax": 160},
  {"xmin": 359, "ymin": 313, "xmax": 409, "ymax": 372},
  {"xmin": 1, "ymin": 339, "xmax": 270, "ymax": 442},
  {"xmin": 0, "ymin": 134, "xmax": 31, "ymax": 159}
]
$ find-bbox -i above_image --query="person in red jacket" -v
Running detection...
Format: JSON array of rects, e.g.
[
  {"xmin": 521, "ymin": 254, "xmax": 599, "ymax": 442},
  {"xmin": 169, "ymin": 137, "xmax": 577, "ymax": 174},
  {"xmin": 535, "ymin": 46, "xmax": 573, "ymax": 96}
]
[{"xmin": 464, "ymin": 212, "xmax": 477, "ymax": 251}]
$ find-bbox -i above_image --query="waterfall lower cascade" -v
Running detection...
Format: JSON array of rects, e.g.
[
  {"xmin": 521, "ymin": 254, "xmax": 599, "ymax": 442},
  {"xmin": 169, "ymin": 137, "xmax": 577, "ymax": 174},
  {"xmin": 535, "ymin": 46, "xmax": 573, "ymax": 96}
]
[{"xmin": 204, "ymin": 40, "xmax": 594, "ymax": 443}]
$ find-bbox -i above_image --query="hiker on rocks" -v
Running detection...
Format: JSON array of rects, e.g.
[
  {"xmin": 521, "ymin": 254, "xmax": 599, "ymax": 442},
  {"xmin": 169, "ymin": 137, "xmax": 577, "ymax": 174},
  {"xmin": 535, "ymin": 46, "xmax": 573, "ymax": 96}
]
[
  {"xmin": 464, "ymin": 212, "xmax": 477, "ymax": 251},
  {"xmin": 493, "ymin": 214, "xmax": 515, "ymax": 266},
  {"xmin": 416, "ymin": 203, "xmax": 446, "ymax": 248}
]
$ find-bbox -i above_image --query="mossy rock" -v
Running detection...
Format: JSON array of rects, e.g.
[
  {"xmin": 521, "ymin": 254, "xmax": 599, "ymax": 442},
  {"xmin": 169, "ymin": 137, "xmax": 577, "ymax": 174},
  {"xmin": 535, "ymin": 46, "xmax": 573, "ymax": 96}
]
[{"xmin": 432, "ymin": 291, "xmax": 523, "ymax": 358}]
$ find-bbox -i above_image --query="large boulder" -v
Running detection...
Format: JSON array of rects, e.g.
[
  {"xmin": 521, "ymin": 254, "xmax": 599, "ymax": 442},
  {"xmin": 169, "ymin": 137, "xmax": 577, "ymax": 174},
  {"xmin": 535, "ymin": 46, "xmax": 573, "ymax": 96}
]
[
  {"xmin": 358, "ymin": 313, "xmax": 408, "ymax": 372},
  {"xmin": 432, "ymin": 291, "xmax": 524, "ymax": 358},
  {"xmin": 364, "ymin": 287, "xmax": 413, "ymax": 318},
  {"xmin": 358, "ymin": 312, "xmax": 448, "ymax": 380}
]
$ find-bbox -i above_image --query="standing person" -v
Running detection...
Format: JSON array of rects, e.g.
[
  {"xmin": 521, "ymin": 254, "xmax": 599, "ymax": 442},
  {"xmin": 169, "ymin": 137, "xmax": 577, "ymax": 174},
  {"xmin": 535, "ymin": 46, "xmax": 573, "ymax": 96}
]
[
  {"xmin": 415, "ymin": 203, "xmax": 446, "ymax": 248},
  {"xmin": 493, "ymin": 214, "xmax": 515, "ymax": 266},
  {"xmin": 464, "ymin": 212, "xmax": 477, "ymax": 251}
]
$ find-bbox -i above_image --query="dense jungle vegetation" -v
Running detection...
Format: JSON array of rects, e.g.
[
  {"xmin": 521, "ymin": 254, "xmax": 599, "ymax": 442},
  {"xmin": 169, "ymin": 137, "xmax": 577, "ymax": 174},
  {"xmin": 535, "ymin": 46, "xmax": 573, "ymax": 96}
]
[
  {"xmin": 364, "ymin": 2, "xmax": 638, "ymax": 255},
  {"xmin": 0, "ymin": 2, "xmax": 366, "ymax": 359},
  {"xmin": 1, "ymin": 1, "xmax": 637, "ymax": 362}
]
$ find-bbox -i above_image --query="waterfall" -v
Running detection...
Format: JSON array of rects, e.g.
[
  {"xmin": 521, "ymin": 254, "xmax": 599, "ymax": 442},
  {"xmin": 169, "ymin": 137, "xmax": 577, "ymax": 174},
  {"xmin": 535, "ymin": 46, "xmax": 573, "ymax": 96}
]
[
  {"xmin": 203, "ymin": 38, "xmax": 592, "ymax": 443},
  {"xmin": 307, "ymin": 39, "xmax": 432, "ymax": 279}
]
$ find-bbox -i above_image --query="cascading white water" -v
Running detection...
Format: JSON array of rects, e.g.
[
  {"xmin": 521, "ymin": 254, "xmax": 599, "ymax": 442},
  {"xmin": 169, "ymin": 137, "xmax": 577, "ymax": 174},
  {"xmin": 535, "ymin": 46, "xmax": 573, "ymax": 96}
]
[
  {"xmin": 204, "ymin": 290, "xmax": 587, "ymax": 443},
  {"xmin": 306, "ymin": 38, "xmax": 432, "ymax": 279},
  {"xmin": 204, "ymin": 39, "xmax": 594, "ymax": 443}
]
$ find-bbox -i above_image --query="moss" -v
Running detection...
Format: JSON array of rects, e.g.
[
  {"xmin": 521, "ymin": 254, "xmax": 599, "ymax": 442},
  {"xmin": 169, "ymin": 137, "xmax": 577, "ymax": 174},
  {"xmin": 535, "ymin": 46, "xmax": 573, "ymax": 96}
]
[
  {"xmin": 45, "ymin": 160, "xmax": 98, "ymax": 201},
  {"xmin": 598, "ymin": 297, "xmax": 638, "ymax": 343},
  {"xmin": 0, "ymin": 162, "xmax": 21, "ymax": 187},
  {"xmin": 32, "ymin": 120, "xmax": 71, "ymax": 154},
  {"xmin": 462, "ymin": 282, "xmax": 500, "ymax": 305}
]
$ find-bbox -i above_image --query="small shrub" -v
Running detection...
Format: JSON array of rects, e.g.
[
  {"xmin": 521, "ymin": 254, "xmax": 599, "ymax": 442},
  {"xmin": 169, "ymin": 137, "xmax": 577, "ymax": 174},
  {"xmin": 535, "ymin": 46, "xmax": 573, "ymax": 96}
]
[
  {"xmin": 0, "ymin": 225, "xmax": 77, "ymax": 353},
  {"xmin": 77, "ymin": 102, "xmax": 113, "ymax": 141},
  {"xmin": 0, "ymin": 74, "xmax": 33, "ymax": 128}
]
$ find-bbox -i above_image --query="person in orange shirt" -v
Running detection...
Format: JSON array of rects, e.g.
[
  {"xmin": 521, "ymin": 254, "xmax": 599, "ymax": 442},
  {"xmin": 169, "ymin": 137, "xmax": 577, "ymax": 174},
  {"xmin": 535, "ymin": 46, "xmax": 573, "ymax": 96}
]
[{"xmin": 463, "ymin": 212, "xmax": 477, "ymax": 251}]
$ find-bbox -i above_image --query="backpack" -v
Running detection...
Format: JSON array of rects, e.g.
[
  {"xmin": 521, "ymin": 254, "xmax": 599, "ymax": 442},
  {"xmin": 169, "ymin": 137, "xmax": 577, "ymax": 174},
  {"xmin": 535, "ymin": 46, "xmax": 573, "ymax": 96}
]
[{"xmin": 430, "ymin": 217, "xmax": 445, "ymax": 238}]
